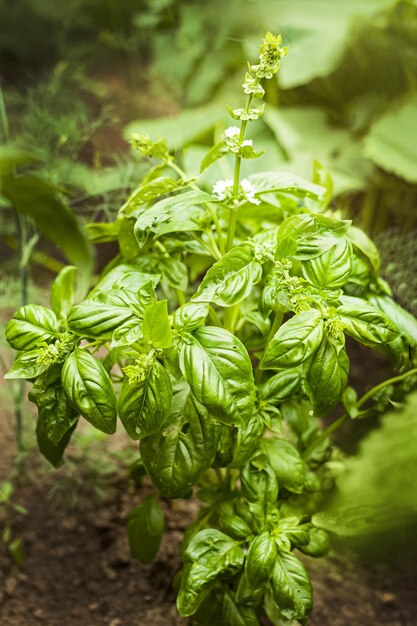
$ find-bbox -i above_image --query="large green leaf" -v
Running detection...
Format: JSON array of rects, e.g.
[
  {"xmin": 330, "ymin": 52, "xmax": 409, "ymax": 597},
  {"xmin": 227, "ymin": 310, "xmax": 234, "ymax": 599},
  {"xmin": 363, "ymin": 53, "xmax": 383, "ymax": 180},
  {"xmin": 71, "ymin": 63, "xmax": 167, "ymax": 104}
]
[
  {"xmin": 142, "ymin": 300, "xmax": 173, "ymax": 349},
  {"xmin": 363, "ymin": 95, "xmax": 417, "ymax": 183},
  {"xmin": 277, "ymin": 214, "xmax": 351, "ymax": 260},
  {"xmin": 305, "ymin": 337, "xmax": 349, "ymax": 416},
  {"xmin": 61, "ymin": 349, "xmax": 117, "ymax": 434},
  {"xmin": 5, "ymin": 349, "xmax": 53, "ymax": 380},
  {"xmin": 68, "ymin": 286, "xmax": 155, "ymax": 340},
  {"xmin": 302, "ymin": 238, "xmax": 352, "ymax": 288},
  {"xmin": 128, "ymin": 496, "xmax": 164, "ymax": 564},
  {"xmin": 118, "ymin": 360, "xmax": 172, "ymax": 440},
  {"xmin": 177, "ymin": 529, "xmax": 245, "ymax": 617},
  {"xmin": 270, "ymin": 551, "xmax": 313, "ymax": 622},
  {"xmin": 245, "ymin": 532, "xmax": 277, "ymax": 587},
  {"xmin": 180, "ymin": 327, "xmax": 255, "ymax": 426},
  {"xmin": 261, "ymin": 310, "xmax": 324, "ymax": 370},
  {"xmin": 140, "ymin": 382, "xmax": 217, "ymax": 498},
  {"xmin": 336, "ymin": 295, "xmax": 399, "ymax": 348},
  {"xmin": 134, "ymin": 190, "xmax": 213, "ymax": 247},
  {"xmin": 263, "ymin": 438, "xmax": 306, "ymax": 494},
  {"xmin": 247, "ymin": 171, "xmax": 325, "ymax": 200},
  {"xmin": 1, "ymin": 174, "xmax": 92, "ymax": 293},
  {"xmin": 193, "ymin": 244, "xmax": 263, "ymax": 307},
  {"xmin": 29, "ymin": 366, "xmax": 77, "ymax": 444},
  {"xmin": 5, "ymin": 304, "xmax": 60, "ymax": 351},
  {"xmin": 222, "ymin": 592, "xmax": 260, "ymax": 626}
]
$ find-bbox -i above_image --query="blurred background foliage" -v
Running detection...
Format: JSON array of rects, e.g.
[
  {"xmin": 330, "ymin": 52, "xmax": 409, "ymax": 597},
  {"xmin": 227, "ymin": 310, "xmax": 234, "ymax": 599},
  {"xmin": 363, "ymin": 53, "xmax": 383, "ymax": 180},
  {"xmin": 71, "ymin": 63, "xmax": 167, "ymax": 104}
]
[{"xmin": 1, "ymin": 0, "xmax": 416, "ymax": 317}]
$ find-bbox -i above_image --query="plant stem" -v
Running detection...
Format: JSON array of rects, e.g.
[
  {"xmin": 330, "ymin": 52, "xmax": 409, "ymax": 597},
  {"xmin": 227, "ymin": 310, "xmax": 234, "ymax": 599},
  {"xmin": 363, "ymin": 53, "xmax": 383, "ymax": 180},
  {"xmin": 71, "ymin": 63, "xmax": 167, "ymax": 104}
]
[
  {"xmin": 303, "ymin": 367, "xmax": 417, "ymax": 460},
  {"xmin": 356, "ymin": 368, "xmax": 417, "ymax": 410},
  {"xmin": 225, "ymin": 83, "xmax": 257, "ymax": 251},
  {"xmin": 208, "ymin": 306, "xmax": 222, "ymax": 327},
  {"xmin": 266, "ymin": 309, "xmax": 284, "ymax": 345},
  {"xmin": 224, "ymin": 303, "xmax": 241, "ymax": 333},
  {"xmin": 254, "ymin": 310, "xmax": 284, "ymax": 384},
  {"xmin": 3, "ymin": 89, "xmax": 27, "ymax": 459},
  {"xmin": 0, "ymin": 83, "xmax": 10, "ymax": 143}
]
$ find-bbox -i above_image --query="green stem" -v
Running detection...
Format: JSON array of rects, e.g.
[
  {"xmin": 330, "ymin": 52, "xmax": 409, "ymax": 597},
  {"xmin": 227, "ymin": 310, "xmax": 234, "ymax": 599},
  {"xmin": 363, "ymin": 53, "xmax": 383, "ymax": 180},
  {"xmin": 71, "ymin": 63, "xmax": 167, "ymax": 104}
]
[
  {"xmin": 266, "ymin": 309, "xmax": 284, "ymax": 345},
  {"xmin": 225, "ymin": 84, "xmax": 257, "ymax": 252},
  {"xmin": 254, "ymin": 310, "xmax": 284, "ymax": 384},
  {"xmin": 356, "ymin": 368, "xmax": 417, "ymax": 410},
  {"xmin": 224, "ymin": 303, "xmax": 241, "ymax": 333},
  {"xmin": 303, "ymin": 367, "xmax": 417, "ymax": 460},
  {"xmin": 0, "ymin": 83, "xmax": 10, "ymax": 143},
  {"xmin": 208, "ymin": 306, "xmax": 222, "ymax": 327}
]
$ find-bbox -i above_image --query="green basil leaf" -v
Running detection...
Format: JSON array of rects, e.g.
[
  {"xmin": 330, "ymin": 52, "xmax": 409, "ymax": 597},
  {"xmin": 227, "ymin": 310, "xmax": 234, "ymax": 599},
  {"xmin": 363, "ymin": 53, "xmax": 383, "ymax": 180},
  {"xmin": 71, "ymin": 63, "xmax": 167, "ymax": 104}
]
[
  {"xmin": 193, "ymin": 244, "xmax": 263, "ymax": 307},
  {"xmin": 118, "ymin": 360, "xmax": 172, "ymax": 440},
  {"xmin": 270, "ymin": 552, "xmax": 313, "ymax": 622},
  {"xmin": 218, "ymin": 515, "xmax": 252, "ymax": 540},
  {"xmin": 302, "ymin": 238, "xmax": 352, "ymax": 288},
  {"xmin": 61, "ymin": 349, "xmax": 117, "ymax": 434},
  {"xmin": 86, "ymin": 221, "xmax": 120, "ymax": 243},
  {"xmin": 180, "ymin": 327, "xmax": 255, "ymax": 426},
  {"xmin": 368, "ymin": 294, "xmax": 417, "ymax": 346},
  {"xmin": 5, "ymin": 305, "xmax": 60, "ymax": 351},
  {"xmin": 347, "ymin": 226, "xmax": 380, "ymax": 271},
  {"xmin": 173, "ymin": 302, "xmax": 209, "ymax": 332},
  {"xmin": 68, "ymin": 297, "xmax": 135, "ymax": 339},
  {"xmin": 235, "ymin": 570, "xmax": 264, "ymax": 606},
  {"xmin": 245, "ymin": 532, "xmax": 277, "ymax": 586},
  {"xmin": 5, "ymin": 350, "xmax": 51, "ymax": 380},
  {"xmin": 68, "ymin": 287, "xmax": 154, "ymax": 340},
  {"xmin": 336, "ymin": 295, "xmax": 399, "ymax": 348},
  {"xmin": 261, "ymin": 310, "xmax": 324, "ymax": 370},
  {"xmin": 122, "ymin": 176, "xmax": 179, "ymax": 215},
  {"xmin": 200, "ymin": 141, "xmax": 226, "ymax": 172},
  {"xmin": 230, "ymin": 413, "xmax": 264, "ymax": 468},
  {"xmin": 36, "ymin": 419, "xmax": 76, "ymax": 468},
  {"xmin": 91, "ymin": 265, "xmax": 159, "ymax": 295},
  {"xmin": 247, "ymin": 172, "xmax": 325, "ymax": 200},
  {"xmin": 28, "ymin": 365, "xmax": 78, "ymax": 446},
  {"xmin": 128, "ymin": 495, "xmax": 164, "ymax": 564},
  {"xmin": 160, "ymin": 256, "xmax": 188, "ymax": 291},
  {"xmin": 277, "ymin": 214, "xmax": 350, "ymax": 260},
  {"xmin": 142, "ymin": 300, "xmax": 173, "ymax": 349},
  {"xmin": 50, "ymin": 266, "xmax": 77, "ymax": 320},
  {"xmin": 299, "ymin": 528, "xmax": 330, "ymax": 558},
  {"xmin": 140, "ymin": 382, "xmax": 217, "ymax": 498},
  {"xmin": 240, "ymin": 461, "xmax": 278, "ymax": 514},
  {"xmin": 263, "ymin": 439, "xmax": 306, "ymax": 494},
  {"xmin": 222, "ymin": 592, "xmax": 260, "ymax": 626},
  {"xmin": 305, "ymin": 337, "xmax": 349, "ymax": 416},
  {"xmin": 134, "ymin": 190, "xmax": 212, "ymax": 247},
  {"xmin": 111, "ymin": 318, "xmax": 143, "ymax": 347},
  {"xmin": 259, "ymin": 370, "xmax": 301, "ymax": 404},
  {"xmin": 177, "ymin": 529, "xmax": 245, "ymax": 617}
]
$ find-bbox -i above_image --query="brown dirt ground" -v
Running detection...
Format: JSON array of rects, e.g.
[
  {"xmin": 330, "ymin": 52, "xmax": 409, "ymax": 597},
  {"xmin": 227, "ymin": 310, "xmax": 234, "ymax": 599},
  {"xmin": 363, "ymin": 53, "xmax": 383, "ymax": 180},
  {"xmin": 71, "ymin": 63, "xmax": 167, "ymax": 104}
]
[{"xmin": 1, "ymin": 344, "xmax": 417, "ymax": 626}]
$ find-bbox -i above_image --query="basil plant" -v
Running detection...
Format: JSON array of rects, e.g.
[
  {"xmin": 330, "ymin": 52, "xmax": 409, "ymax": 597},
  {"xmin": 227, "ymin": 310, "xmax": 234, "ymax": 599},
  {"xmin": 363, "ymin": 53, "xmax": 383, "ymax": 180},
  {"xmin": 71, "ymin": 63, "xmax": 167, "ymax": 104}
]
[{"xmin": 5, "ymin": 33, "xmax": 417, "ymax": 625}]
